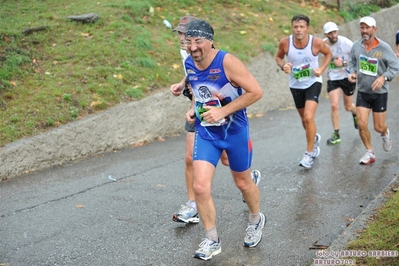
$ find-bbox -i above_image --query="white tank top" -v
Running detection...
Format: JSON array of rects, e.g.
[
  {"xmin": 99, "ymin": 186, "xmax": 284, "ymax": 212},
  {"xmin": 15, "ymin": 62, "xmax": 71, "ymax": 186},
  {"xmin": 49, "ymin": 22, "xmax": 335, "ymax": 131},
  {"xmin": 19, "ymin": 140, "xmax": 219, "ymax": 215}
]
[
  {"xmin": 323, "ymin": 35, "xmax": 353, "ymax": 81},
  {"xmin": 287, "ymin": 34, "xmax": 322, "ymax": 89}
]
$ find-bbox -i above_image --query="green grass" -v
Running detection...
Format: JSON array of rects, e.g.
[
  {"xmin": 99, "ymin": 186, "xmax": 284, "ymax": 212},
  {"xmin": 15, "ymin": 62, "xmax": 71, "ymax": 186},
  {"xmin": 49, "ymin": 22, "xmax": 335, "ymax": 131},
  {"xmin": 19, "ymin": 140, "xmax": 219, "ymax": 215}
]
[
  {"xmin": 345, "ymin": 186, "xmax": 399, "ymax": 266},
  {"xmin": 0, "ymin": 0, "xmax": 342, "ymax": 147}
]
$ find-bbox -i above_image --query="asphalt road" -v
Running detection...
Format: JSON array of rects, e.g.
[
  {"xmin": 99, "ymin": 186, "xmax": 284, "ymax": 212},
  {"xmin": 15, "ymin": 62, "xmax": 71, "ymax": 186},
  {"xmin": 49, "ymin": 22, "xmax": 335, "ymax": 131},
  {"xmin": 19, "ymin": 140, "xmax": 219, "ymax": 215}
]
[{"xmin": 1, "ymin": 80, "xmax": 399, "ymax": 266}]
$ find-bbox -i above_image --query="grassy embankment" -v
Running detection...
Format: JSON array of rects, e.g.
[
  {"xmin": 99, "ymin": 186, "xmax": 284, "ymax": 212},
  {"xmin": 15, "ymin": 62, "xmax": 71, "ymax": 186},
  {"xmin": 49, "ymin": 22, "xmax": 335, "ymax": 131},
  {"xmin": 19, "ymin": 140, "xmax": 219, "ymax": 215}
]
[{"xmin": 0, "ymin": 0, "xmax": 341, "ymax": 147}]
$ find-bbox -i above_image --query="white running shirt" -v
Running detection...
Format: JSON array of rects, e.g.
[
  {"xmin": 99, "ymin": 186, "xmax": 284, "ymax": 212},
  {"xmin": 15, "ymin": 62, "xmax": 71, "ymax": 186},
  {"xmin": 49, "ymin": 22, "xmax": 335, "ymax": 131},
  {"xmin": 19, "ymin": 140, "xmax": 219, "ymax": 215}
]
[
  {"xmin": 287, "ymin": 34, "xmax": 322, "ymax": 89},
  {"xmin": 323, "ymin": 35, "xmax": 353, "ymax": 81}
]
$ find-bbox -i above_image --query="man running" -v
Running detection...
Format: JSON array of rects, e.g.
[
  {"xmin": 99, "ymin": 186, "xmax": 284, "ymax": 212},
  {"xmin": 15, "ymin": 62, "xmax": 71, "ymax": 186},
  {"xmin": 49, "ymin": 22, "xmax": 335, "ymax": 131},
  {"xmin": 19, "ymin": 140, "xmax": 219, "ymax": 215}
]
[
  {"xmin": 170, "ymin": 16, "xmax": 262, "ymax": 224},
  {"xmin": 276, "ymin": 14, "xmax": 332, "ymax": 168},
  {"xmin": 323, "ymin": 22, "xmax": 358, "ymax": 145},
  {"xmin": 348, "ymin": 16, "xmax": 399, "ymax": 164},
  {"xmin": 183, "ymin": 19, "xmax": 265, "ymax": 260}
]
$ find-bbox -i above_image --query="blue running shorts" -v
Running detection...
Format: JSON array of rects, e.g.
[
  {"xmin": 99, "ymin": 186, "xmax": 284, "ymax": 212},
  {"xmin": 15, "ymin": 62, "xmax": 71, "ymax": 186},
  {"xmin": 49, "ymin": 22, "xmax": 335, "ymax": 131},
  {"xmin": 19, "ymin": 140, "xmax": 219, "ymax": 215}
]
[{"xmin": 193, "ymin": 126, "xmax": 252, "ymax": 172}]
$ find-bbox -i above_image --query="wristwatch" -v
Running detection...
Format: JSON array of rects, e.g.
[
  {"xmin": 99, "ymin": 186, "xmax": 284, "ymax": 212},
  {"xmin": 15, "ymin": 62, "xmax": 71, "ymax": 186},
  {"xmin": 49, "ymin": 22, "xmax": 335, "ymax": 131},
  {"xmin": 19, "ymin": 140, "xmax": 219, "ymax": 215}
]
[{"xmin": 384, "ymin": 76, "xmax": 388, "ymax": 81}]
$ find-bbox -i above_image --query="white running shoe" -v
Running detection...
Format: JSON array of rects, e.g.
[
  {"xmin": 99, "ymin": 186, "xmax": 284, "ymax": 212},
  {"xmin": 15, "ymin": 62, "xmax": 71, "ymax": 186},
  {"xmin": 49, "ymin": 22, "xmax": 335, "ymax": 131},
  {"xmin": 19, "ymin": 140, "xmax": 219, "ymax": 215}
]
[
  {"xmin": 359, "ymin": 151, "xmax": 376, "ymax": 165},
  {"xmin": 244, "ymin": 212, "xmax": 266, "ymax": 248},
  {"xmin": 382, "ymin": 129, "xmax": 393, "ymax": 152},
  {"xmin": 172, "ymin": 204, "xmax": 199, "ymax": 224},
  {"xmin": 299, "ymin": 152, "xmax": 314, "ymax": 169},
  {"xmin": 312, "ymin": 133, "xmax": 321, "ymax": 158},
  {"xmin": 193, "ymin": 238, "xmax": 221, "ymax": 261}
]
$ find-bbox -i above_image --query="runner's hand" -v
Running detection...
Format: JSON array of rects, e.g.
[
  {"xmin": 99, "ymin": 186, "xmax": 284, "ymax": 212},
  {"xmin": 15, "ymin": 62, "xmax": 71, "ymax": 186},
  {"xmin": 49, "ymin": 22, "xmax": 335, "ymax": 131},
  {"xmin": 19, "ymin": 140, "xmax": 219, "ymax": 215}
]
[
  {"xmin": 371, "ymin": 76, "xmax": 385, "ymax": 91},
  {"xmin": 313, "ymin": 67, "xmax": 322, "ymax": 77},
  {"xmin": 201, "ymin": 106, "xmax": 225, "ymax": 124},
  {"xmin": 282, "ymin": 63, "xmax": 292, "ymax": 74},
  {"xmin": 348, "ymin": 73, "xmax": 357, "ymax": 83},
  {"xmin": 186, "ymin": 109, "xmax": 196, "ymax": 124},
  {"xmin": 170, "ymin": 83, "xmax": 184, "ymax": 96}
]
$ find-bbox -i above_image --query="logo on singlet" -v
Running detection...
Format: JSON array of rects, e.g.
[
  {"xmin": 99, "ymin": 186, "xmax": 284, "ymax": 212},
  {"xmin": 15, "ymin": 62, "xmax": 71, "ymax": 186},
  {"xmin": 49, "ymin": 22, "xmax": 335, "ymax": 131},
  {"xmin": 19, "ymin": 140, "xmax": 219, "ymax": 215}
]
[
  {"xmin": 208, "ymin": 75, "xmax": 220, "ymax": 81},
  {"xmin": 198, "ymin": 86, "xmax": 212, "ymax": 100},
  {"xmin": 209, "ymin": 68, "xmax": 221, "ymax": 74}
]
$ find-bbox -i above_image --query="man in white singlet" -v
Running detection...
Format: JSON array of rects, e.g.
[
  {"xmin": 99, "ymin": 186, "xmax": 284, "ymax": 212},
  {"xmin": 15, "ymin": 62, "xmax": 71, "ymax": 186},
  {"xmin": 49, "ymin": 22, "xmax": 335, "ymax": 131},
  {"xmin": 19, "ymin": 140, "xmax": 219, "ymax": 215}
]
[
  {"xmin": 275, "ymin": 14, "xmax": 332, "ymax": 169},
  {"xmin": 323, "ymin": 22, "xmax": 358, "ymax": 146}
]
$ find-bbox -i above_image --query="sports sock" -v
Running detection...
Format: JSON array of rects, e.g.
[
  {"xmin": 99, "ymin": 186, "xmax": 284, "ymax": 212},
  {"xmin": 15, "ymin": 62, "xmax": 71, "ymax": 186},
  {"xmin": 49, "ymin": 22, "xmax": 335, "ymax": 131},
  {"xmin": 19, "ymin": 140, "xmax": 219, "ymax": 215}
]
[
  {"xmin": 205, "ymin": 226, "xmax": 219, "ymax": 242},
  {"xmin": 187, "ymin": 200, "xmax": 196, "ymax": 210},
  {"xmin": 249, "ymin": 212, "xmax": 260, "ymax": 225}
]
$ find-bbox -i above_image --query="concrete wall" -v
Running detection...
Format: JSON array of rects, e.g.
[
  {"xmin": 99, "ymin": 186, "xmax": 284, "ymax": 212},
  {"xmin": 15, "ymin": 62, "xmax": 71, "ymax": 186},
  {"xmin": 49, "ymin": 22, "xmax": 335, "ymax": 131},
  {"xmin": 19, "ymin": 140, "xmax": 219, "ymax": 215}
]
[{"xmin": 1, "ymin": 4, "xmax": 398, "ymax": 179}]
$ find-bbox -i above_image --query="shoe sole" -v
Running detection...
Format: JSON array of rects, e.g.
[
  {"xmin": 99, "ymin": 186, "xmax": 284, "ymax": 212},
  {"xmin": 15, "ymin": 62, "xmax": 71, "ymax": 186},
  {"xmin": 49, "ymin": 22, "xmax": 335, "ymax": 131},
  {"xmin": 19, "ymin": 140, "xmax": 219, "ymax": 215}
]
[
  {"xmin": 327, "ymin": 139, "xmax": 341, "ymax": 145},
  {"xmin": 244, "ymin": 213, "xmax": 266, "ymax": 248},
  {"xmin": 251, "ymin": 170, "xmax": 261, "ymax": 186},
  {"xmin": 193, "ymin": 247, "xmax": 222, "ymax": 261},
  {"xmin": 299, "ymin": 163, "xmax": 312, "ymax": 169},
  {"xmin": 242, "ymin": 170, "xmax": 261, "ymax": 203},
  {"xmin": 359, "ymin": 158, "xmax": 376, "ymax": 165},
  {"xmin": 313, "ymin": 134, "xmax": 321, "ymax": 158},
  {"xmin": 383, "ymin": 142, "xmax": 393, "ymax": 152},
  {"xmin": 172, "ymin": 214, "xmax": 200, "ymax": 224},
  {"xmin": 312, "ymin": 146, "xmax": 320, "ymax": 158},
  {"xmin": 383, "ymin": 146, "xmax": 393, "ymax": 152}
]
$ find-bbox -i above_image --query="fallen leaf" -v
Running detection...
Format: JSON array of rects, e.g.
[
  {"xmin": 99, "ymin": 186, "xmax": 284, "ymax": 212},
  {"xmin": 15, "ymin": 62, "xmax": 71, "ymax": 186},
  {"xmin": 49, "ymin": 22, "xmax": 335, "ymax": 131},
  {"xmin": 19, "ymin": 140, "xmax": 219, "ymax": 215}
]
[
  {"xmin": 90, "ymin": 100, "xmax": 103, "ymax": 107},
  {"xmin": 309, "ymin": 244, "xmax": 328, "ymax": 250},
  {"xmin": 134, "ymin": 140, "xmax": 150, "ymax": 147}
]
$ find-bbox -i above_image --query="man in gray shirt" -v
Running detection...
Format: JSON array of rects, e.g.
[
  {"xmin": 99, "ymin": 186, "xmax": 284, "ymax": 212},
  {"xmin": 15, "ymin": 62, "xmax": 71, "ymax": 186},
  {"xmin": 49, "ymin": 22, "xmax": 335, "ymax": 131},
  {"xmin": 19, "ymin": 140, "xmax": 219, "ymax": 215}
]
[{"xmin": 348, "ymin": 16, "xmax": 399, "ymax": 165}]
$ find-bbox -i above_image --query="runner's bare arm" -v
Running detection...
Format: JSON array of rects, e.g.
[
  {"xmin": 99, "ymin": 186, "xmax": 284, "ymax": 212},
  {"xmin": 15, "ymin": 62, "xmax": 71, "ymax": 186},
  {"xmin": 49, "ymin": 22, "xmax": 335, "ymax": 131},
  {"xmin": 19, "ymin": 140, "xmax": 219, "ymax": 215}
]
[
  {"xmin": 170, "ymin": 75, "xmax": 187, "ymax": 96},
  {"xmin": 314, "ymin": 37, "xmax": 332, "ymax": 76},
  {"xmin": 276, "ymin": 37, "xmax": 289, "ymax": 72},
  {"xmin": 221, "ymin": 53, "xmax": 263, "ymax": 115}
]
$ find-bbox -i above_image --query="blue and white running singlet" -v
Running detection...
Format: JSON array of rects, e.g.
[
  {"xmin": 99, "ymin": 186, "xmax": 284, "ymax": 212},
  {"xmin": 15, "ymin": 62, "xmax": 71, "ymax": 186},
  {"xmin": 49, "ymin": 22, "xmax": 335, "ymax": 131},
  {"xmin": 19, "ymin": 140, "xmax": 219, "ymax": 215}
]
[{"xmin": 185, "ymin": 50, "xmax": 248, "ymax": 140}]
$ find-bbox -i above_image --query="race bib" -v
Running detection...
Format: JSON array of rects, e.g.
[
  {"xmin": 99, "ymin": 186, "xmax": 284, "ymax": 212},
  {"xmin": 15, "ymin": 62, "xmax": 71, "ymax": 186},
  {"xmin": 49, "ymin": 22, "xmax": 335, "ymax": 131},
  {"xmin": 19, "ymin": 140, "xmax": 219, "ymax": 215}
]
[
  {"xmin": 292, "ymin": 63, "xmax": 312, "ymax": 82},
  {"xmin": 359, "ymin": 55, "xmax": 378, "ymax": 76},
  {"xmin": 195, "ymin": 98, "xmax": 226, "ymax": 127},
  {"xmin": 328, "ymin": 61, "xmax": 339, "ymax": 69}
]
